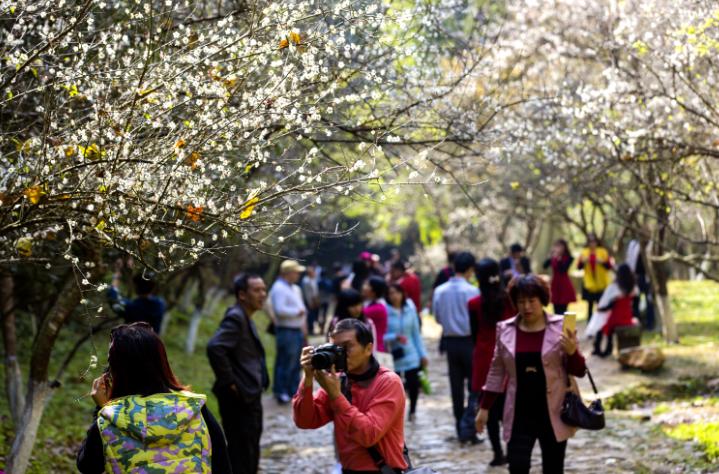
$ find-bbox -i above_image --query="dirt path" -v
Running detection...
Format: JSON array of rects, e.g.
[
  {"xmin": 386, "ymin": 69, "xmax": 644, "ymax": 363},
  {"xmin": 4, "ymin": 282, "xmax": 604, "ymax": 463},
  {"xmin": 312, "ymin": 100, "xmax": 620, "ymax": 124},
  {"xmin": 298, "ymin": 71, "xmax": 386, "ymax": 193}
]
[{"xmin": 259, "ymin": 319, "xmax": 710, "ymax": 473}]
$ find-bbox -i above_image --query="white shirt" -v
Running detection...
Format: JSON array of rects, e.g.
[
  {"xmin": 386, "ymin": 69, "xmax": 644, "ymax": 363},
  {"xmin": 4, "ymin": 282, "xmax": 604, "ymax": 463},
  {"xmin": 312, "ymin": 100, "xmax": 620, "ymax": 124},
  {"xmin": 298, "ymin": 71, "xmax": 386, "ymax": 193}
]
[{"xmin": 270, "ymin": 278, "xmax": 307, "ymax": 329}]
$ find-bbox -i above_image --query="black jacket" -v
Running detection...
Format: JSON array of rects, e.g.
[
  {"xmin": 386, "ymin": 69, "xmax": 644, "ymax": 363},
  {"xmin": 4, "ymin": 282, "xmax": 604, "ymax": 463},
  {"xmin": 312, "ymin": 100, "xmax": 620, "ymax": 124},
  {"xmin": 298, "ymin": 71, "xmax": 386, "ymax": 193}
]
[
  {"xmin": 77, "ymin": 405, "xmax": 230, "ymax": 473},
  {"xmin": 207, "ymin": 304, "xmax": 269, "ymax": 403},
  {"xmin": 499, "ymin": 256, "xmax": 532, "ymax": 285}
]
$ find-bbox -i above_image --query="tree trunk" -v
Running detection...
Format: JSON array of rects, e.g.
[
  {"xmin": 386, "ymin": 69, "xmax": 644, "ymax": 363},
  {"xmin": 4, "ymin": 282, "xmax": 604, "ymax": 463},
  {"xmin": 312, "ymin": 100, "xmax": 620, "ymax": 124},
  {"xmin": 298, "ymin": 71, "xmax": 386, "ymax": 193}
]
[
  {"xmin": 6, "ymin": 381, "xmax": 52, "ymax": 474},
  {"xmin": 1, "ymin": 272, "xmax": 25, "ymax": 426},
  {"xmin": 185, "ymin": 286, "xmax": 225, "ymax": 354},
  {"xmin": 645, "ymin": 251, "xmax": 679, "ymax": 343},
  {"xmin": 6, "ymin": 273, "xmax": 82, "ymax": 474}
]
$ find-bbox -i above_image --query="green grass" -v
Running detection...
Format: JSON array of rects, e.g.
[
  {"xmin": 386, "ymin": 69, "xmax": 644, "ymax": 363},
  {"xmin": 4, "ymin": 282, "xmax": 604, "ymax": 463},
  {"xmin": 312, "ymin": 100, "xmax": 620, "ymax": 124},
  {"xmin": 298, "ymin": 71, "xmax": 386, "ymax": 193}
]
[
  {"xmin": 664, "ymin": 421, "xmax": 719, "ymax": 463},
  {"xmin": 650, "ymin": 280, "xmax": 719, "ymax": 346},
  {"xmin": 0, "ymin": 300, "xmax": 276, "ymax": 473}
]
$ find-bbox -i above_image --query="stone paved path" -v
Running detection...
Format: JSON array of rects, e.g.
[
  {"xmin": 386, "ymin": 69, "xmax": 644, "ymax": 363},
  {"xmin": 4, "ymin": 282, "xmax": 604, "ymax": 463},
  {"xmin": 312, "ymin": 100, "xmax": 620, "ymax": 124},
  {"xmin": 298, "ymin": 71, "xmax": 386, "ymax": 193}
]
[{"xmin": 259, "ymin": 319, "xmax": 714, "ymax": 474}]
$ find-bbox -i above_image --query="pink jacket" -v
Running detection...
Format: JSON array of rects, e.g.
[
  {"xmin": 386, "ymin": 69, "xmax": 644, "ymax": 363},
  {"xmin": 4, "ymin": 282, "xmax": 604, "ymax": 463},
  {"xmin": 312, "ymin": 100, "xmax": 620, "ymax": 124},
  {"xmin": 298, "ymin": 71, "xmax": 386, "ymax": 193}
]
[{"xmin": 483, "ymin": 313, "xmax": 583, "ymax": 442}]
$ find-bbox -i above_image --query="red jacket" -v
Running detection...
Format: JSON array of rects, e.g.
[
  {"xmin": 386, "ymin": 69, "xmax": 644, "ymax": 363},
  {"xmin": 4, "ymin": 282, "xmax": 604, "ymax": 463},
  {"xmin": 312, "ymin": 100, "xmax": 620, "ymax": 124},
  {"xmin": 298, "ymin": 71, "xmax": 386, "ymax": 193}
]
[
  {"xmin": 469, "ymin": 295, "xmax": 514, "ymax": 392},
  {"xmin": 363, "ymin": 302, "xmax": 388, "ymax": 352},
  {"xmin": 546, "ymin": 255, "xmax": 577, "ymax": 305},
  {"xmin": 399, "ymin": 272, "xmax": 422, "ymax": 312},
  {"xmin": 292, "ymin": 367, "xmax": 408, "ymax": 471},
  {"xmin": 603, "ymin": 294, "xmax": 634, "ymax": 335}
]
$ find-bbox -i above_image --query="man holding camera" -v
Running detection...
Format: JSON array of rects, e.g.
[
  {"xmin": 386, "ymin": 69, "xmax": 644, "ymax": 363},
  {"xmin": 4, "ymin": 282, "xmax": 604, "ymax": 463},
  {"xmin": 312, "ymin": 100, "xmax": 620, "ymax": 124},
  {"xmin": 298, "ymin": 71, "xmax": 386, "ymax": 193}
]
[{"xmin": 292, "ymin": 318, "xmax": 408, "ymax": 473}]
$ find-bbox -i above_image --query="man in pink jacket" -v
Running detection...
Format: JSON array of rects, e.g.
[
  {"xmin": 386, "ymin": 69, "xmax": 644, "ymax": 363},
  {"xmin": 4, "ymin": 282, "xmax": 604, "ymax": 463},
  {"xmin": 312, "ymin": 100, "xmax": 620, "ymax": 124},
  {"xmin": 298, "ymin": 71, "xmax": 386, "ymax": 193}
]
[{"xmin": 293, "ymin": 318, "xmax": 408, "ymax": 472}]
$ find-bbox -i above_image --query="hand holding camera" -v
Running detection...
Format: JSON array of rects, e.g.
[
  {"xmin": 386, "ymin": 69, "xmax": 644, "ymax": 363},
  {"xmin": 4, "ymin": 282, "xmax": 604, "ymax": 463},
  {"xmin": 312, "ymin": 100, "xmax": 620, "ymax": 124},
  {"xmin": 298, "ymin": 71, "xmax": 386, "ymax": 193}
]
[{"xmin": 300, "ymin": 343, "xmax": 348, "ymax": 398}]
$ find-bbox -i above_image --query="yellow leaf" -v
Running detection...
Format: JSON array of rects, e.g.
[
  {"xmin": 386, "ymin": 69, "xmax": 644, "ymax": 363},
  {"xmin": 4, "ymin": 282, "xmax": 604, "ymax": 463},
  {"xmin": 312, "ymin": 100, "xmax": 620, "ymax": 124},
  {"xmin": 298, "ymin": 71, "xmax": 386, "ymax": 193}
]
[
  {"xmin": 16, "ymin": 237, "xmax": 33, "ymax": 258},
  {"xmin": 65, "ymin": 146, "xmax": 76, "ymax": 158},
  {"xmin": 510, "ymin": 182, "xmax": 520, "ymax": 190},
  {"xmin": 175, "ymin": 138, "xmax": 187, "ymax": 149},
  {"xmin": 24, "ymin": 186, "xmax": 44, "ymax": 204},
  {"xmin": 79, "ymin": 143, "xmax": 102, "ymax": 160},
  {"xmin": 95, "ymin": 220, "xmax": 106, "ymax": 231},
  {"xmin": 240, "ymin": 197, "xmax": 259, "ymax": 219},
  {"xmin": 289, "ymin": 31, "xmax": 302, "ymax": 45},
  {"xmin": 279, "ymin": 38, "xmax": 289, "ymax": 49}
]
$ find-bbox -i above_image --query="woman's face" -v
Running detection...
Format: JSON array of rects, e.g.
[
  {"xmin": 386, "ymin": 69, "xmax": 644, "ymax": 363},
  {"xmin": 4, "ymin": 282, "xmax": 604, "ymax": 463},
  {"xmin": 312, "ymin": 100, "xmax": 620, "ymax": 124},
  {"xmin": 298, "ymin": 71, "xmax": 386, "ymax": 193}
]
[
  {"xmin": 516, "ymin": 295, "xmax": 544, "ymax": 323},
  {"xmin": 553, "ymin": 243, "xmax": 564, "ymax": 256},
  {"xmin": 348, "ymin": 303, "xmax": 363, "ymax": 318},
  {"xmin": 361, "ymin": 281, "xmax": 374, "ymax": 300},
  {"xmin": 387, "ymin": 286, "xmax": 402, "ymax": 307}
]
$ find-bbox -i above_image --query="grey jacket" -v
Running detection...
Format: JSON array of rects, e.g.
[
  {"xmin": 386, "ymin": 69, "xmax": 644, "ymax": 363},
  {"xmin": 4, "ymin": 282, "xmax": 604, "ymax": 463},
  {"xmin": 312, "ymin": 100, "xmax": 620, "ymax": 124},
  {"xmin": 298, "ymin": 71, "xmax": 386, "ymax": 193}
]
[{"xmin": 207, "ymin": 304, "xmax": 269, "ymax": 403}]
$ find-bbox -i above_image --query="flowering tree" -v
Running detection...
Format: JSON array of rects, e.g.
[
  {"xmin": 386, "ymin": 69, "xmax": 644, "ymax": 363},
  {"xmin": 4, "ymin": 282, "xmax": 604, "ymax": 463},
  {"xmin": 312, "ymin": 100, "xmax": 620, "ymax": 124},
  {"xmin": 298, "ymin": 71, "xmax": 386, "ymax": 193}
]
[{"xmin": 0, "ymin": 0, "xmax": 502, "ymax": 470}]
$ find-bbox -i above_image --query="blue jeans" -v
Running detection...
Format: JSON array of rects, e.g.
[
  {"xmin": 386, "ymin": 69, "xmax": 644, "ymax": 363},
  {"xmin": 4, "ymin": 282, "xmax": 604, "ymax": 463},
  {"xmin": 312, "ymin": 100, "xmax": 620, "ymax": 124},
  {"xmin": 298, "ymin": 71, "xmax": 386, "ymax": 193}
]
[{"xmin": 274, "ymin": 327, "xmax": 303, "ymax": 397}]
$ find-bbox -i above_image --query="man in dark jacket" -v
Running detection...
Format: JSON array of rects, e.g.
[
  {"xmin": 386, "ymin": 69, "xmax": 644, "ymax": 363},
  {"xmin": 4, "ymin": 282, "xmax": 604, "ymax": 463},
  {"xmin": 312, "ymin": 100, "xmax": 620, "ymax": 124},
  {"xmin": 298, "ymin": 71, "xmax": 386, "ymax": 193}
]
[
  {"xmin": 499, "ymin": 243, "xmax": 532, "ymax": 287},
  {"xmin": 207, "ymin": 273, "xmax": 270, "ymax": 474}
]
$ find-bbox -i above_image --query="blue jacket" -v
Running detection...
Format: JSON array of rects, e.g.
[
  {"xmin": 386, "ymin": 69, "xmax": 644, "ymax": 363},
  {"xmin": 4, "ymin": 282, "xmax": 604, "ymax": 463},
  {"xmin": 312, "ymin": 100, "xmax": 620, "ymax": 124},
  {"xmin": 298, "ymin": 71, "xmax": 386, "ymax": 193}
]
[{"xmin": 384, "ymin": 301, "xmax": 427, "ymax": 372}]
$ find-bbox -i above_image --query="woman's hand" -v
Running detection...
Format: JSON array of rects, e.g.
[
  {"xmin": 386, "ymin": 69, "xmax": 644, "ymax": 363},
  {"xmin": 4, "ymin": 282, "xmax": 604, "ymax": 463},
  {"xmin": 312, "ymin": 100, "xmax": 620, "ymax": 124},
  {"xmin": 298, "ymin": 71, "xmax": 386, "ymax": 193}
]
[
  {"xmin": 560, "ymin": 329, "xmax": 578, "ymax": 355},
  {"xmin": 475, "ymin": 408, "xmax": 489, "ymax": 433},
  {"xmin": 314, "ymin": 366, "xmax": 341, "ymax": 400},
  {"xmin": 91, "ymin": 374, "xmax": 111, "ymax": 406},
  {"xmin": 420, "ymin": 357, "xmax": 428, "ymax": 369}
]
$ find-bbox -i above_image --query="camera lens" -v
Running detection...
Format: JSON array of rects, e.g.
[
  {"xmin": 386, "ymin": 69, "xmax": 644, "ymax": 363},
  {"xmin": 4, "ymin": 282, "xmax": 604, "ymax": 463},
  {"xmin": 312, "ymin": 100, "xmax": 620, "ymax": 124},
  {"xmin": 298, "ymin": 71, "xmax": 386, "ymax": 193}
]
[{"xmin": 311, "ymin": 352, "xmax": 332, "ymax": 370}]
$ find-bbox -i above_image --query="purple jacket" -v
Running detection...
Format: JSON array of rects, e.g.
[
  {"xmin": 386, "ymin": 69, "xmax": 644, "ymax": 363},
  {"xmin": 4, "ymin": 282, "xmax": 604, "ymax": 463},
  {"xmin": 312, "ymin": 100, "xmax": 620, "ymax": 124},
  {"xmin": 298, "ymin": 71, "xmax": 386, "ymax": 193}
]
[{"xmin": 483, "ymin": 313, "xmax": 584, "ymax": 442}]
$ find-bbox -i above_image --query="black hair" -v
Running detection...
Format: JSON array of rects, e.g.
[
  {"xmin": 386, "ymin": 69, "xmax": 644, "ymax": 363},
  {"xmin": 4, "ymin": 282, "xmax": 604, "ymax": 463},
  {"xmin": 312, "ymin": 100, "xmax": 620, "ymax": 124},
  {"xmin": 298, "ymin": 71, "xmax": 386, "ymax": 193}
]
[
  {"xmin": 554, "ymin": 239, "xmax": 572, "ymax": 260},
  {"xmin": 335, "ymin": 288, "xmax": 364, "ymax": 321},
  {"xmin": 391, "ymin": 260, "xmax": 406, "ymax": 272},
  {"xmin": 351, "ymin": 260, "xmax": 370, "ymax": 291},
  {"xmin": 133, "ymin": 272, "xmax": 156, "ymax": 296},
  {"xmin": 616, "ymin": 263, "xmax": 636, "ymax": 295},
  {"xmin": 387, "ymin": 282, "xmax": 408, "ymax": 308},
  {"xmin": 476, "ymin": 258, "xmax": 507, "ymax": 322},
  {"xmin": 331, "ymin": 318, "xmax": 374, "ymax": 347},
  {"xmin": 509, "ymin": 243, "xmax": 523, "ymax": 254},
  {"xmin": 452, "ymin": 251, "xmax": 476, "ymax": 274},
  {"xmin": 586, "ymin": 232, "xmax": 601, "ymax": 246},
  {"xmin": 366, "ymin": 276, "xmax": 388, "ymax": 301},
  {"xmin": 447, "ymin": 251, "xmax": 457, "ymax": 264},
  {"xmin": 108, "ymin": 322, "xmax": 186, "ymax": 399},
  {"xmin": 507, "ymin": 274, "xmax": 551, "ymax": 307},
  {"xmin": 233, "ymin": 273, "xmax": 262, "ymax": 298}
]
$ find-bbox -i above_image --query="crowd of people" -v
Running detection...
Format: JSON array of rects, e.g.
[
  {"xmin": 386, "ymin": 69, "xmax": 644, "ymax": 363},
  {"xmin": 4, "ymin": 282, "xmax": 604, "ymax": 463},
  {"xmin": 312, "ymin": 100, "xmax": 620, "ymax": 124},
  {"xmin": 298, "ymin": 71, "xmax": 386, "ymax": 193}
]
[{"xmin": 76, "ymin": 234, "xmax": 656, "ymax": 473}]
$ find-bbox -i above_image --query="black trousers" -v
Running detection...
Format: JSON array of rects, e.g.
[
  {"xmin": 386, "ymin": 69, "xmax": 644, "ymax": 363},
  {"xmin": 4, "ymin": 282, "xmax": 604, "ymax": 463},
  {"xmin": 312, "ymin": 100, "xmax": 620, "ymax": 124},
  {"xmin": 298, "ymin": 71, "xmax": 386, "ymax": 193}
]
[
  {"xmin": 508, "ymin": 418, "xmax": 567, "ymax": 473},
  {"xmin": 445, "ymin": 336, "xmax": 474, "ymax": 428},
  {"xmin": 216, "ymin": 389, "xmax": 263, "ymax": 474},
  {"xmin": 487, "ymin": 393, "xmax": 505, "ymax": 458},
  {"xmin": 398, "ymin": 367, "xmax": 421, "ymax": 414},
  {"xmin": 553, "ymin": 303, "xmax": 568, "ymax": 316}
]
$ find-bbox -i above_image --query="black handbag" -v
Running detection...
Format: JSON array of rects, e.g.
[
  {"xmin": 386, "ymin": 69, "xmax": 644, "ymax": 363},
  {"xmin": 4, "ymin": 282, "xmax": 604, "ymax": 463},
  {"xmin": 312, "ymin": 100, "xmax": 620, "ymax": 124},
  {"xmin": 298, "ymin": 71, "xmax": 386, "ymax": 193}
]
[{"xmin": 560, "ymin": 366, "xmax": 605, "ymax": 430}]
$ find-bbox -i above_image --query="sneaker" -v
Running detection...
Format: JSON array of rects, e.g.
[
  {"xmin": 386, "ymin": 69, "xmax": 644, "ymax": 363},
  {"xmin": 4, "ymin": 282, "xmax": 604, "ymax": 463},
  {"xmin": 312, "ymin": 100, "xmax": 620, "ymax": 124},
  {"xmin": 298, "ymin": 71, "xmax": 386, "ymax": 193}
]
[
  {"xmin": 276, "ymin": 393, "xmax": 291, "ymax": 404},
  {"xmin": 489, "ymin": 455, "xmax": 508, "ymax": 467}
]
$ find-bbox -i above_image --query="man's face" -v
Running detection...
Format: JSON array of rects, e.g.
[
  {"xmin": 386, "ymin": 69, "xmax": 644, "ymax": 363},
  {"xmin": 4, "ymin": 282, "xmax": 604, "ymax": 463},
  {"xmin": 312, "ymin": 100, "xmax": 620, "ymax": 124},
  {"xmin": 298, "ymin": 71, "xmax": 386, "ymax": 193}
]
[
  {"xmin": 238, "ymin": 277, "xmax": 267, "ymax": 313},
  {"xmin": 389, "ymin": 268, "xmax": 402, "ymax": 281},
  {"xmin": 284, "ymin": 270, "xmax": 300, "ymax": 284},
  {"xmin": 331, "ymin": 330, "xmax": 373, "ymax": 374}
]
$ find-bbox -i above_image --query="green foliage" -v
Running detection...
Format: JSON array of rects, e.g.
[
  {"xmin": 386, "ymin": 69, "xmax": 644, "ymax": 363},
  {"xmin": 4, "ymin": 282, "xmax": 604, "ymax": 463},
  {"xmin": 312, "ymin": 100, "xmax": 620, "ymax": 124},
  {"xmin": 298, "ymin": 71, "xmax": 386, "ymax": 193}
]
[
  {"xmin": 605, "ymin": 376, "xmax": 714, "ymax": 410},
  {"xmin": 664, "ymin": 421, "xmax": 719, "ymax": 462}
]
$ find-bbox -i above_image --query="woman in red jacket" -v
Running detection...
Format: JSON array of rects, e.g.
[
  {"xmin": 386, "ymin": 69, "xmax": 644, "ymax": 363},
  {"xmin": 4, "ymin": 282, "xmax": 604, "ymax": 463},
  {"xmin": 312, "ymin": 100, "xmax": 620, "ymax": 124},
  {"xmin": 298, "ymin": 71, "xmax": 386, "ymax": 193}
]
[
  {"xmin": 542, "ymin": 239, "xmax": 577, "ymax": 315},
  {"xmin": 594, "ymin": 263, "xmax": 637, "ymax": 357},
  {"xmin": 469, "ymin": 258, "xmax": 515, "ymax": 467}
]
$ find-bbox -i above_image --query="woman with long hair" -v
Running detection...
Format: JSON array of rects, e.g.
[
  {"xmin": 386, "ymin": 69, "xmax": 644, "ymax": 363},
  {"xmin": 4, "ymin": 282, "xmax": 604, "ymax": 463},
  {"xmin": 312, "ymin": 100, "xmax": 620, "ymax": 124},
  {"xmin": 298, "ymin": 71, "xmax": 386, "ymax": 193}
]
[
  {"xmin": 327, "ymin": 288, "xmax": 378, "ymax": 346},
  {"xmin": 469, "ymin": 258, "xmax": 515, "ymax": 467},
  {"xmin": 77, "ymin": 322, "xmax": 230, "ymax": 473},
  {"xmin": 476, "ymin": 275, "xmax": 587, "ymax": 474},
  {"xmin": 591, "ymin": 263, "xmax": 637, "ymax": 357},
  {"xmin": 543, "ymin": 239, "xmax": 577, "ymax": 315},
  {"xmin": 577, "ymin": 233, "xmax": 612, "ymax": 322},
  {"xmin": 385, "ymin": 283, "xmax": 428, "ymax": 421},
  {"xmin": 362, "ymin": 276, "xmax": 389, "ymax": 352}
]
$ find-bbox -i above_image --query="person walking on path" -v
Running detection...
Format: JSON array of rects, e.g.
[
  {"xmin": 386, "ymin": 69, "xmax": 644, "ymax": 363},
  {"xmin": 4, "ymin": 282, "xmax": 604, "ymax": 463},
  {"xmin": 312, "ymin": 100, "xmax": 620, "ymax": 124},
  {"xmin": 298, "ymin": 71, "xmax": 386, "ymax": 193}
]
[
  {"xmin": 78, "ymin": 322, "xmax": 231, "ymax": 474},
  {"xmin": 385, "ymin": 282, "xmax": 428, "ymax": 421},
  {"xmin": 389, "ymin": 260, "xmax": 422, "ymax": 316},
  {"xmin": 302, "ymin": 263, "xmax": 321, "ymax": 335},
  {"xmin": 587, "ymin": 263, "xmax": 638, "ymax": 357},
  {"xmin": 207, "ymin": 273, "xmax": 270, "ymax": 474},
  {"xmin": 542, "ymin": 239, "xmax": 577, "ymax": 316},
  {"xmin": 432, "ymin": 251, "xmax": 480, "ymax": 441},
  {"xmin": 469, "ymin": 258, "xmax": 515, "ymax": 467},
  {"xmin": 362, "ymin": 276, "xmax": 389, "ymax": 352},
  {"xmin": 476, "ymin": 275, "xmax": 587, "ymax": 474},
  {"xmin": 327, "ymin": 288, "xmax": 378, "ymax": 347},
  {"xmin": 270, "ymin": 259, "xmax": 307, "ymax": 404},
  {"xmin": 293, "ymin": 318, "xmax": 408, "ymax": 473},
  {"xmin": 499, "ymin": 243, "xmax": 532, "ymax": 287},
  {"xmin": 577, "ymin": 233, "xmax": 612, "ymax": 323},
  {"xmin": 108, "ymin": 271, "xmax": 166, "ymax": 334}
]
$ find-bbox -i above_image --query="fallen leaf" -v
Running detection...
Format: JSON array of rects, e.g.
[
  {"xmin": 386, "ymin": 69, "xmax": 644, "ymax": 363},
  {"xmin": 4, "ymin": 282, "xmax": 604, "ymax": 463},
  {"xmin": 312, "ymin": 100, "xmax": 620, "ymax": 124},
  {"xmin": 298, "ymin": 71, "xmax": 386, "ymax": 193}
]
[
  {"xmin": 24, "ymin": 186, "xmax": 44, "ymax": 204},
  {"xmin": 240, "ymin": 196, "xmax": 259, "ymax": 219}
]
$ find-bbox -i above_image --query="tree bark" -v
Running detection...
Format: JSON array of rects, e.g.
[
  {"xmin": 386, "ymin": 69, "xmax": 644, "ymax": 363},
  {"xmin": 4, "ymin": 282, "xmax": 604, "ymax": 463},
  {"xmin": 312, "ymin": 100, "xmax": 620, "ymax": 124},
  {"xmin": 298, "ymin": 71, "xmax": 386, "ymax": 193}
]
[
  {"xmin": 1, "ymin": 272, "xmax": 25, "ymax": 426},
  {"xmin": 6, "ymin": 273, "xmax": 82, "ymax": 474}
]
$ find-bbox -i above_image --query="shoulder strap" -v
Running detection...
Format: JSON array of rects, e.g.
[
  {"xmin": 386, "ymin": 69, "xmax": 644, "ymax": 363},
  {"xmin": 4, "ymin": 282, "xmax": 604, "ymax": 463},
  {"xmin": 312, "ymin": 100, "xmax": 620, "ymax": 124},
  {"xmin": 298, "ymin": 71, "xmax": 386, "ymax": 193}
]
[{"xmin": 563, "ymin": 357, "xmax": 600, "ymax": 396}]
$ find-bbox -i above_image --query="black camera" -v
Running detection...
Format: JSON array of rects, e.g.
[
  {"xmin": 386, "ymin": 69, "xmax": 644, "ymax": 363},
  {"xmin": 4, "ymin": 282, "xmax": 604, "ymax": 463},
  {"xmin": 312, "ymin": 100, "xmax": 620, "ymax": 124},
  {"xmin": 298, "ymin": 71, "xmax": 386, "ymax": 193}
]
[{"xmin": 310, "ymin": 343, "xmax": 347, "ymax": 371}]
